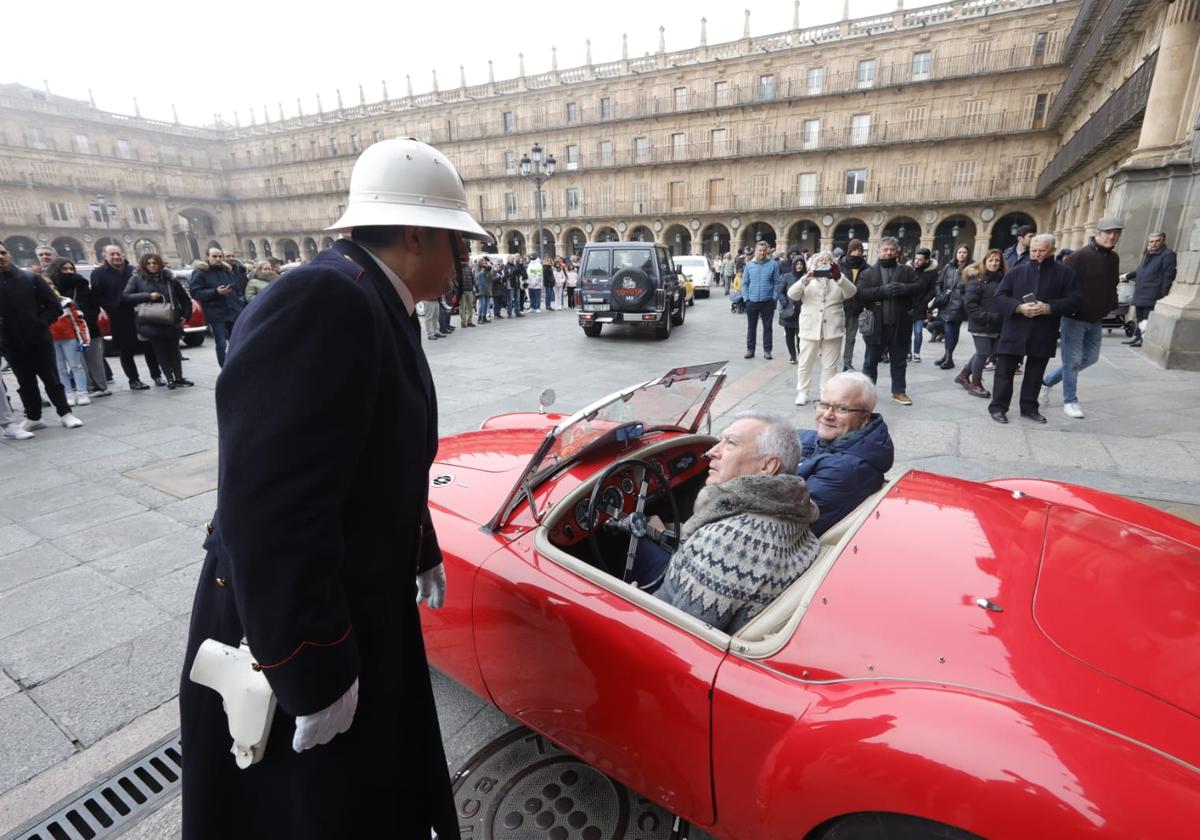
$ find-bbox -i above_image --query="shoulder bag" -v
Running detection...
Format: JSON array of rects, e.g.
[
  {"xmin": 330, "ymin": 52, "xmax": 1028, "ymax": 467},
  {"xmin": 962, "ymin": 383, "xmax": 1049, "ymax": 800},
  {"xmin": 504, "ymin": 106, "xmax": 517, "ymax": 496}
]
[{"xmin": 135, "ymin": 280, "xmax": 177, "ymax": 326}]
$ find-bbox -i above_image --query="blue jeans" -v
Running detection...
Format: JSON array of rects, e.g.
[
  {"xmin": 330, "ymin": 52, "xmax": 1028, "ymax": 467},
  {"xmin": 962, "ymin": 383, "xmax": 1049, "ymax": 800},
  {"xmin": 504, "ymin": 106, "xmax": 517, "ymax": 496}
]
[
  {"xmin": 545, "ymin": 285, "xmax": 554, "ymax": 310},
  {"xmin": 506, "ymin": 290, "xmax": 522, "ymax": 316},
  {"xmin": 529, "ymin": 287, "xmax": 542, "ymax": 310},
  {"xmin": 477, "ymin": 296, "xmax": 491, "ymax": 321},
  {"xmin": 210, "ymin": 319, "xmax": 235, "ymax": 367},
  {"xmin": 911, "ymin": 320, "xmax": 924, "ymax": 355},
  {"xmin": 942, "ymin": 320, "xmax": 962, "ymax": 363},
  {"xmin": 1043, "ymin": 317, "xmax": 1102, "ymax": 403}
]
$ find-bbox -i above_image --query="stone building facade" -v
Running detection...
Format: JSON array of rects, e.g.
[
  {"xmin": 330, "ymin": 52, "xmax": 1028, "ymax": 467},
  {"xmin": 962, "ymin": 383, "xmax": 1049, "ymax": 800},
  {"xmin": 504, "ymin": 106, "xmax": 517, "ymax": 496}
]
[{"xmin": 2, "ymin": 0, "xmax": 1197, "ymax": 366}]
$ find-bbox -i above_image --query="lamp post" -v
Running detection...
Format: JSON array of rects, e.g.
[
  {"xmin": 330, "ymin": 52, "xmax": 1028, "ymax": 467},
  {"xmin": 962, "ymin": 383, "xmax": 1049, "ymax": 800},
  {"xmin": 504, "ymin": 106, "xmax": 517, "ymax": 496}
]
[
  {"xmin": 93, "ymin": 193, "xmax": 119, "ymax": 257},
  {"xmin": 519, "ymin": 142, "xmax": 556, "ymax": 262}
]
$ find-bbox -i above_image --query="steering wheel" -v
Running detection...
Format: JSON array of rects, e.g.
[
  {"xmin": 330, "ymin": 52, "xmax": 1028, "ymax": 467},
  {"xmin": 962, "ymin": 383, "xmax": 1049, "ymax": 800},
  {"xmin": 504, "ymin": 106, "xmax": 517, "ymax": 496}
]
[{"xmin": 585, "ymin": 458, "xmax": 681, "ymax": 584}]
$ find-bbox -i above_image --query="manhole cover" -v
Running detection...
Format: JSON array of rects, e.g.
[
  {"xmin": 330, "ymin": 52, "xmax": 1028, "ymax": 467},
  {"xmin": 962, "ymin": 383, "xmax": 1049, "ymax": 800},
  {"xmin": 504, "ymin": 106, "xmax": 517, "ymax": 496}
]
[{"xmin": 452, "ymin": 726, "xmax": 675, "ymax": 839}]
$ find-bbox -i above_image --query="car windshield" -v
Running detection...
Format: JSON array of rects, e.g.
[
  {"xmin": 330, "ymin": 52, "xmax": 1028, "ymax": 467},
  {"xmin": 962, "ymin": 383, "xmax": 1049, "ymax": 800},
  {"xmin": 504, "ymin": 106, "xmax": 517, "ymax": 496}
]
[
  {"xmin": 674, "ymin": 258, "xmax": 706, "ymax": 268},
  {"xmin": 489, "ymin": 361, "xmax": 728, "ymax": 529},
  {"xmin": 581, "ymin": 248, "xmax": 655, "ymax": 282}
]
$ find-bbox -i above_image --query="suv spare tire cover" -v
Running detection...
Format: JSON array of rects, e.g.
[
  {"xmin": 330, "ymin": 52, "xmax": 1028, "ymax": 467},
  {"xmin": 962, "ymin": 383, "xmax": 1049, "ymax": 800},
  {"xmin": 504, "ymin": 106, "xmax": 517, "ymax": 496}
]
[{"xmin": 609, "ymin": 268, "xmax": 655, "ymax": 311}]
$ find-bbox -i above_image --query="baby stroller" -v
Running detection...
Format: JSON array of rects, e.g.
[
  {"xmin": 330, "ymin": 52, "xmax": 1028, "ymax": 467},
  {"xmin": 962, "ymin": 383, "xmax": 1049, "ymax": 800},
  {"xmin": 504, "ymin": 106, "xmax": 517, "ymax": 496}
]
[
  {"xmin": 1101, "ymin": 278, "xmax": 1135, "ymax": 337},
  {"xmin": 729, "ymin": 274, "xmax": 746, "ymax": 313}
]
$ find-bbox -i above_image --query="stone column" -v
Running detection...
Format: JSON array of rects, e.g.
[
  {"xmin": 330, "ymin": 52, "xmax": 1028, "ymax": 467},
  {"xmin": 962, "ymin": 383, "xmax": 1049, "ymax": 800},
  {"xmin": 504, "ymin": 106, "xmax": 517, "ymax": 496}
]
[
  {"xmin": 1132, "ymin": 0, "xmax": 1200, "ymax": 158},
  {"xmin": 972, "ymin": 233, "xmax": 989, "ymax": 261}
]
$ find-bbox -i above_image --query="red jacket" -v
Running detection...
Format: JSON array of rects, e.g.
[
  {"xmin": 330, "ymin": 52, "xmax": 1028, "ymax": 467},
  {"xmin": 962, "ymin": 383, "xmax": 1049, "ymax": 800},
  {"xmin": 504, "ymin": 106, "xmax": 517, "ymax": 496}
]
[{"xmin": 49, "ymin": 300, "xmax": 90, "ymax": 344}]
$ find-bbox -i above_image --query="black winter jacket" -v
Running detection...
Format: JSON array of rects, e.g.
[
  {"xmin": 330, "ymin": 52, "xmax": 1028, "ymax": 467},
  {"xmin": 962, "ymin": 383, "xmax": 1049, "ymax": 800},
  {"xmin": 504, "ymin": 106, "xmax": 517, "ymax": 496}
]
[
  {"xmin": 1129, "ymin": 247, "xmax": 1177, "ymax": 307},
  {"xmin": 0, "ymin": 266, "xmax": 60, "ymax": 348},
  {"xmin": 935, "ymin": 262, "xmax": 969, "ymax": 324},
  {"xmin": 994, "ymin": 258, "xmax": 1081, "ymax": 358},
  {"xmin": 89, "ymin": 261, "xmax": 134, "ymax": 315},
  {"xmin": 49, "ymin": 271, "xmax": 99, "ymax": 324},
  {"xmin": 964, "ymin": 271, "xmax": 1004, "ymax": 336},
  {"xmin": 855, "ymin": 261, "xmax": 923, "ymax": 344}
]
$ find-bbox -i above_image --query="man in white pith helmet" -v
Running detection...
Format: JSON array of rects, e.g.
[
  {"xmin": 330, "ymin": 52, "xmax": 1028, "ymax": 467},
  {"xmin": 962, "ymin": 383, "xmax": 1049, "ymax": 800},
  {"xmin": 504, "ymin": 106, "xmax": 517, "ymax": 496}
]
[{"xmin": 180, "ymin": 138, "xmax": 488, "ymax": 840}]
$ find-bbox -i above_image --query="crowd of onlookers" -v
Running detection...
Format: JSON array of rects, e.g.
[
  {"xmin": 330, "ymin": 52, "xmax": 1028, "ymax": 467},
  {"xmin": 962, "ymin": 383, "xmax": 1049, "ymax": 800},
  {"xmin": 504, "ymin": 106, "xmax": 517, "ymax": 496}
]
[
  {"xmin": 714, "ymin": 223, "xmax": 1177, "ymax": 421},
  {"xmin": 0, "ymin": 241, "xmax": 284, "ymax": 440},
  {"xmin": 416, "ymin": 253, "xmax": 580, "ymax": 339}
]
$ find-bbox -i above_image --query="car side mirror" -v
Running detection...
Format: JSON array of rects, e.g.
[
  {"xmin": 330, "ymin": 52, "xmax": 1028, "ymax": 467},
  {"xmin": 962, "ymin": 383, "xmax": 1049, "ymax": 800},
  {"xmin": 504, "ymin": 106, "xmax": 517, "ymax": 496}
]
[{"xmin": 538, "ymin": 389, "xmax": 556, "ymax": 414}]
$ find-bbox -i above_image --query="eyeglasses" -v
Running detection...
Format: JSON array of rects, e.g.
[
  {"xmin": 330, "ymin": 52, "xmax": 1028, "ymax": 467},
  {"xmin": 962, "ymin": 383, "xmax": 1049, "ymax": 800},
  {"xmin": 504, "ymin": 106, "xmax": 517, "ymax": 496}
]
[{"xmin": 815, "ymin": 401, "xmax": 870, "ymax": 416}]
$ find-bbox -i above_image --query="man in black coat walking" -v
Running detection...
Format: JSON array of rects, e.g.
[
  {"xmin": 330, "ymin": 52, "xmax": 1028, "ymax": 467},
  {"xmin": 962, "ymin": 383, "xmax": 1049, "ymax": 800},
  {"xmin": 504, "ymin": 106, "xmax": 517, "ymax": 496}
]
[
  {"xmin": 988, "ymin": 234, "xmax": 1081, "ymax": 424},
  {"xmin": 1124, "ymin": 231, "xmax": 1177, "ymax": 347},
  {"xmin": 0, "ymin": 243, "xmax": 83, "ymax": 429},
  {"xmin": 179, "ymin": 138, "xmax": 488, "ymax": 840},
  {"xmin": 90, "ymin": 245, "xmax": 162, "ymax": 389},
  {"xmin": 855, "ymin": 236, "xmax": 924, "ymax": 406}
]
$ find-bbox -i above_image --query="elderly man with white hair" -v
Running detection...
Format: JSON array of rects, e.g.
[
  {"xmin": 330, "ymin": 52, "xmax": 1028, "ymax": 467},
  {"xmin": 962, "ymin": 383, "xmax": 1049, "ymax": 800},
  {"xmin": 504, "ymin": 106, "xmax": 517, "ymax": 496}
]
[
  {"xmin": 989, "ymin": 233, "xmax": 1081, "ymax": 424},
  {"xmin": 652, "ymin": 411, "xmax": 821, "ymax": 633},
  {"xmin": 795, "ymin": 371, "xmax": 895, "ymax": 536}
]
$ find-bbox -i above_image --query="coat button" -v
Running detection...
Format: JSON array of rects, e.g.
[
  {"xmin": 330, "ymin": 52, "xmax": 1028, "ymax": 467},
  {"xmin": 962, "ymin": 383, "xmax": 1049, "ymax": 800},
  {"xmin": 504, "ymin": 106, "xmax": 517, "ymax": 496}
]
[
  {"xmin": 215, "ymin": 577, "xmax": 227, "ymax": 587},
  {"xmin": 205, "ymin": 521, "xmax": 214, "ymax": 535}
]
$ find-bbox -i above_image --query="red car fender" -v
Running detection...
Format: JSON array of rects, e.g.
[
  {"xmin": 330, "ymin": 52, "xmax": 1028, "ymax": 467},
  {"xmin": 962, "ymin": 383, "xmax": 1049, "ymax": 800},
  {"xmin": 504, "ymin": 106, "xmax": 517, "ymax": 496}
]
[
  {"xmin": 984, "ymin": 478, "xmax": 1200, "ymax": 547},
  {"xmin": 711, "ymin": 663, "xmax": 1199, "ymax": 838}
]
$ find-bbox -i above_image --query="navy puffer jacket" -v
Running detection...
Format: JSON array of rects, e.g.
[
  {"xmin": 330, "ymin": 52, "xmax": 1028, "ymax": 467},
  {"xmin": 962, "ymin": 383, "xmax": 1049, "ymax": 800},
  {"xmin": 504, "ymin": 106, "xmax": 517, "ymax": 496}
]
[{"xmin": 796, "ymin": 415, "xmax": 895, "ymax": 536}]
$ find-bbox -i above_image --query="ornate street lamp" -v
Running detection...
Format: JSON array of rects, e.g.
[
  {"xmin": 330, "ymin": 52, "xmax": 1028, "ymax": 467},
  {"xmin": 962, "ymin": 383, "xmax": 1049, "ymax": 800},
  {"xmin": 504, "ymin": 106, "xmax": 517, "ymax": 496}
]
[
  {"xmin": 92, "ymin": 193, "xmax": 119, "ymax": 254},
  {"xmin": 519, "ymin": 142, "xmax": 557, "ymax": 263}
]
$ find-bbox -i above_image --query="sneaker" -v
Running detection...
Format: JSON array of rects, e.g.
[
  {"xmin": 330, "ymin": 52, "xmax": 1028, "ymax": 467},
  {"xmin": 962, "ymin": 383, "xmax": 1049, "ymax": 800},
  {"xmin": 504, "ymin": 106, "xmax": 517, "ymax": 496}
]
[
  {"xmin": 744, "ymin": 352, "xmax": 755, "ymax": 359},
  {"xmin": 2, "ymin": 423, "xmax": 34, "ymax": 440},
  {"xmin": 176, "ymin": 378, "xmax": 195, "ymax": 387},
  {"xmin": 153, "ymin": 376, "xmax": 167, "ymax": 387},
  {"xmin": 892, "ymin": 393, "xmax": 913, "ymax": 406},
  {"xmin": 794, "ymin": 393, "xmax": 808, "ymax": 406},
  {"xmin": 129, "ymin": 380, "xmax": 150, "ymax": 391},
  {"xmin": 21, "ymin": 418, "xmax": 46, "ymax": 432},
  {"xmin": 1040, "ymin": 384, "xmax": 1054, "ymax": 406},
  {"xmin": 763, "ymin": 353, "xmax": 773, "ymax": 360},
  {"xmin": 66, "ymin": 394, "xmax": 77, "ymax": 407},
  {"xmin": 1063, "ymin": 402, "xmax": 1085, "ymax": 419},
  {"xmin": 60, "ymin": 413, "xmax": 83, "ymax": 429},
  {"xmin": 912, "ymin": 354, "xmax": 921, "ymax": 363},
  {"xmin": 90, "ymin": 387, "xmax": 112, "ymax": 397},
  {"xmin": 74, "ymin": 394, "xmax": 91, "ymax": 406}
]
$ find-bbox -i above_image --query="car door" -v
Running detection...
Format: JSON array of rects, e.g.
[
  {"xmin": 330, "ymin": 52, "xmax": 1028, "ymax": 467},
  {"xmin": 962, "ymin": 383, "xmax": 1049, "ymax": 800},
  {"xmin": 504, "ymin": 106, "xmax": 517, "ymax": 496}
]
[
  {"xmin": 656, "ymin": 247, "xmax": 679, "ymax": 304},
  {"xmin": 473, "ymin": 530, "xmax": 722, "ymax": 824}
]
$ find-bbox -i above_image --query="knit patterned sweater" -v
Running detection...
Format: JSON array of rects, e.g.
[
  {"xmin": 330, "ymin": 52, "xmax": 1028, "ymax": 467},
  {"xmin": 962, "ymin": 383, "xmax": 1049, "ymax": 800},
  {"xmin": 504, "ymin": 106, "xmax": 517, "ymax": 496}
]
[{"xmin": 655, "ymin": 473, "xmax": 820, "ymax": 633}]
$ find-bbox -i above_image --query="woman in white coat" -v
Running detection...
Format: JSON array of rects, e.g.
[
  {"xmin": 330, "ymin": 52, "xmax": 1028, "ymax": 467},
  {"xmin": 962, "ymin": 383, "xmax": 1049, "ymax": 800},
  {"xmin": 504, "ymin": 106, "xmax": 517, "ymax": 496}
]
[{"xmin": 788, "ymin": 250, "xmax": 858, "ymax": 405}]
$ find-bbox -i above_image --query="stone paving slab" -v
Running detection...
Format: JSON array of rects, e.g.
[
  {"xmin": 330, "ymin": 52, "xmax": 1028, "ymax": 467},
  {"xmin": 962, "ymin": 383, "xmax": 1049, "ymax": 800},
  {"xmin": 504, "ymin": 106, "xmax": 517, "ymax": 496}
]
[
  {"xmin": 53, "ymin": 511, "xmax": 185, "ymax": 563},
  {"xmin": 30, "ymin": 617, "xmax": 190, "ymax": 748},
  {"xmin": 134, "ymin": 561, "xmax": 203, "ymax": 618},
  {"xmin": 0, "ymin": 567, "xmax": 125, "ymax": 641},
  {"xmin": 125, "ymin": 450, "xmax": 218, "ymax": 499},
  {"xmin": 0, "ymin": 694, "xmax": 76, "ymax": 793},
  {"xmin": 24, "ymin": 496, "xmax": 149, "ymax": 541},
  {"xmin": 0, "ymin": 672, "xmax": 18, "ymax": 700},
  {"xmin": 0, "ymin": 525, "xmax": 40, "ymax": 558},
  {"xmin": 0, "ymin": 592, "xmax": 170, "ymax": 686},
  {"xmin": 88, "ymin": 528, "xmax": 207, "ymax": 588},
  {"xmin": 0, "ymin": 542, "xmax": 80, "ymax": 596}
]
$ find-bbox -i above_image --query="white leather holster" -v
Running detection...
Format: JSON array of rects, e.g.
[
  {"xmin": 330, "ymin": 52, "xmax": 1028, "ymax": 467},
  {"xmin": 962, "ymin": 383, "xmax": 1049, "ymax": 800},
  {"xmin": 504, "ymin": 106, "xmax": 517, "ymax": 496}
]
[{"xmin": 189, "ymin": 638, "xmax": 278, "ymax": 769}]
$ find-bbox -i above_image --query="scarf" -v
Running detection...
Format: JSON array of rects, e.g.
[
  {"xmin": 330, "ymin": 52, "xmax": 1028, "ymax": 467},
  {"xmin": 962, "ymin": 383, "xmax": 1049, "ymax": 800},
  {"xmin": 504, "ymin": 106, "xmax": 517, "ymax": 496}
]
[{"xmin": 657, "ymin": 473, "xmax": 821, "ymax": 633}]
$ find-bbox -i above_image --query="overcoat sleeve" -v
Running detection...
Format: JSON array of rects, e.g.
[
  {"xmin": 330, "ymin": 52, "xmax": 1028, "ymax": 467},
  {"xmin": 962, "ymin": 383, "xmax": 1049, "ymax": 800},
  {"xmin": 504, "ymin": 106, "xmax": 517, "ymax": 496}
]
[
  {"xmin": 993, "ymin": 269, "xmax": 1022, "ymax": 316},
  {"xmin": 214, "ymin": 271, "xmax": 377, "ymax": 716}
]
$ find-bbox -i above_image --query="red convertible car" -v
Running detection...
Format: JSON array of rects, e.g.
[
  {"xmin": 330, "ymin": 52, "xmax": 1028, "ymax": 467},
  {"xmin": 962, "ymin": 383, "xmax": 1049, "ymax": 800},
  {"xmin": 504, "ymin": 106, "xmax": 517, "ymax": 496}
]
[{"xmin": 421, "ymin": 362, "xmax": 1200, "ymax": 839}]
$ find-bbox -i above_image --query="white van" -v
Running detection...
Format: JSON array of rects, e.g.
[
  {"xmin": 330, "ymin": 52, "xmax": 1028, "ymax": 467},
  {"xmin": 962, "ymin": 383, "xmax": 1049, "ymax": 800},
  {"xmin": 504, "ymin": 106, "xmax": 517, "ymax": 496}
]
[{"xmin": 672, "ymin": 255, "xmax": 713, "ymax": 297}]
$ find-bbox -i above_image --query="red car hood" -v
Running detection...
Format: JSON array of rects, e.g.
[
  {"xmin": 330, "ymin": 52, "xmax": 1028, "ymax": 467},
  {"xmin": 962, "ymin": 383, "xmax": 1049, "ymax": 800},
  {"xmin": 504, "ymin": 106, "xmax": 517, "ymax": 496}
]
[
  {"xmin": 1034, "ymin": 506, "xmax": 1200, "ymax": 719},
  {"xmin": 777, "ymin": 471, "xmax": 1200, "ymax": 766},
  {"xmin": 428, "ymin": 428, "xmax": 546, "ymax": 525}
]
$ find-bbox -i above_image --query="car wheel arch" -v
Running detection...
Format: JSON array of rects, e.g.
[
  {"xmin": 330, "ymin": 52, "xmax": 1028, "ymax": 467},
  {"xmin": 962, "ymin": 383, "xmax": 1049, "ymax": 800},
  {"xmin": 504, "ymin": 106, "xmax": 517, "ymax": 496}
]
[{"xmin": 804, "ymin": 811, "xmax": 980, "ymax": 840}]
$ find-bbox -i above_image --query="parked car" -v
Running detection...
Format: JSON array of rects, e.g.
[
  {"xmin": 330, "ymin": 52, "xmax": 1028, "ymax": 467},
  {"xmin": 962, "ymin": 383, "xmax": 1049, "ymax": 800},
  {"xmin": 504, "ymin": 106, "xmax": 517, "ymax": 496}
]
[
  {"xmin": 88, "ymin": 266, "xmax": 207, "ymax": 354},
  {"xmin": 575, "ymin": 242, "xmax": 688, "ymax": 339},
  {"xmin": 420, "ymin": 362, "xmax": 1200, "ymax": 840},
  {"xmin": 673, "ymin": 255, "xmax": 713, "ymax": 298}
]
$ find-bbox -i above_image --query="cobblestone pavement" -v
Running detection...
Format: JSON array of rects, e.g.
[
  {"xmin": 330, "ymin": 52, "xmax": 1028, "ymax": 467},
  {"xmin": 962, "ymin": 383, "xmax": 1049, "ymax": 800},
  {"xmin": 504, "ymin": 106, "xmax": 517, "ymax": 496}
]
[{"xmin": 1, "ymin": 293, "xmax": 1197, "ymax": 836}]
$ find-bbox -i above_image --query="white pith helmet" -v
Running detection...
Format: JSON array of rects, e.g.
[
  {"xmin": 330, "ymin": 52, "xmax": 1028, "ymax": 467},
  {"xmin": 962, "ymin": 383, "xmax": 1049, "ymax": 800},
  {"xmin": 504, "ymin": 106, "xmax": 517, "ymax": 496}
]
[{"xmin": 326, "ymin": 137, "xmax": 490, "ymax": 240}]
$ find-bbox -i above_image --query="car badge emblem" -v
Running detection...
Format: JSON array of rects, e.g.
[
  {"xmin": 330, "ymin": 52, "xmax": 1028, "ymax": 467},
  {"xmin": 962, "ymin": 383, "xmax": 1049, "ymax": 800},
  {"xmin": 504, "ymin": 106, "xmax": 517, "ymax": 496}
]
[
  {"xmin": 621, "ymin": 277, "xmax": 637, "ymax": 289},
  {"xmin": 431, "ymin": 474, "xmax": 454, "ymax": 487}
]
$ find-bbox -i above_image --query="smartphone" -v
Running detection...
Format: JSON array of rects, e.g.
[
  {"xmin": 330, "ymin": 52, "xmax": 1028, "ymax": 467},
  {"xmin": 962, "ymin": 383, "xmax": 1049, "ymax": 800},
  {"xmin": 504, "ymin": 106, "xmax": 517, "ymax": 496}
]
[
  {"xmin": 1022, "ymin": 293, "xmax": 1037, "ymax": 304},
  {"xmin": 815, "ymin": 267, "xmax": 832, "ymax": 278}
]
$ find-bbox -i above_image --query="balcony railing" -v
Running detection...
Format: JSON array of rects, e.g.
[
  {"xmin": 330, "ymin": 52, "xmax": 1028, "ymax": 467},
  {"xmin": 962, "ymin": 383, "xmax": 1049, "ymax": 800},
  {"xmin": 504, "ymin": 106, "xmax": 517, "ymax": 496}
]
[
  {"xmin": 220, "ymin": 0, "xmax": 1063, "ymax": 151},
  {"xmin": 1046, "ymin": 0, "xmax": 1151, "ymax": 128},
  {"xmin": 474, "ymin": 176, "xmax": 1041, "ymax": 227},
  {"xmin": 1037, "ymin": 50, "xmax": 1157, "ymax": 195},
  {"xmin": 450, "ymin": 109, "xmax": 1044, "ymax": 181}
]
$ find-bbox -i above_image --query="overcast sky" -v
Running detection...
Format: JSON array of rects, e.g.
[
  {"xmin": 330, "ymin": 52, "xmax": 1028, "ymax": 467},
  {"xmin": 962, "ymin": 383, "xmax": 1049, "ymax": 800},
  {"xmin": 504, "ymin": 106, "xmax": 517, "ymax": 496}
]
[{"xmin": 5, "ymin": 0, "xmax": 943, "ymax": 126}]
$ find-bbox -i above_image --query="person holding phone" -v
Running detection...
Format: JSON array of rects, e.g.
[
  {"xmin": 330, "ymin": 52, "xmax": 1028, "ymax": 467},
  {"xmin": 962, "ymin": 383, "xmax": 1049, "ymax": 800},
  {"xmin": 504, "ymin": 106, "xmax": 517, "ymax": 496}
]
[
  {"xmin": 188, "ymin": 247, "xmax": 245, "ymax": 367},
  {"xmin": 787, "ymin": 251, "xmax": 857, "ymax": 405},
  {"xmin": 987, "ymin": 234, "xmax": 1081, "ymax": 424}
]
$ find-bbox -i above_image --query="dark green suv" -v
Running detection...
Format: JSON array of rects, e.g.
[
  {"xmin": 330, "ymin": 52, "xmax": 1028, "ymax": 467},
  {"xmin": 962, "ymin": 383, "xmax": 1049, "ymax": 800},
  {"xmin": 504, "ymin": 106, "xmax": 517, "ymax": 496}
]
[{"xmin": 575, "ymin": 242, "xmax": 687, "ymax": 339}]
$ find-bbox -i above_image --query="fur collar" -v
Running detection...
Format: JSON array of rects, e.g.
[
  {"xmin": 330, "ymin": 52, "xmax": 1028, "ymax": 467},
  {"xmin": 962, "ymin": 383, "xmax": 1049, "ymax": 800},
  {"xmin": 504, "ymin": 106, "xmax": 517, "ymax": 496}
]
[{"xmin": 684, "ymin": 473, "xmax": 818, "ymax": 538}]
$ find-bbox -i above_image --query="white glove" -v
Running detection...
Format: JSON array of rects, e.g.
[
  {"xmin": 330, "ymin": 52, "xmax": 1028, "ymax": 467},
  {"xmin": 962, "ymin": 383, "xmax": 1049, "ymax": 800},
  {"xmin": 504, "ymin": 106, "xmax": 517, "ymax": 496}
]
[
  {"xmin": 292, "ymin": 677, "xmax": 358, "ymax": 753},
  {"xmin": 416, "ymin": 564, "xmax": 447, "ymax": 609}
]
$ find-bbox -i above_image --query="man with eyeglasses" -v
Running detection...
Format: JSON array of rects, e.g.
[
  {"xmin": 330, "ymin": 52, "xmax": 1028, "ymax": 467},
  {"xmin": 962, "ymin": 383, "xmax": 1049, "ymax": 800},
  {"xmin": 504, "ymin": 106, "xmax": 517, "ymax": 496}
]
[{"xmin": 795, "ymin": 371, "xmax": 894, "ymax": 536}]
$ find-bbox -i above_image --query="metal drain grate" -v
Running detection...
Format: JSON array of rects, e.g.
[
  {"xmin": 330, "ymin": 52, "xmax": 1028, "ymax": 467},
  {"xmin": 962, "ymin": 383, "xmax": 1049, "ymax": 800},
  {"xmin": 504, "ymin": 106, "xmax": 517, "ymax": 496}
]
[{"xmin": 10, "ymin": 733, "xmax": 182, "ymax": 840}]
